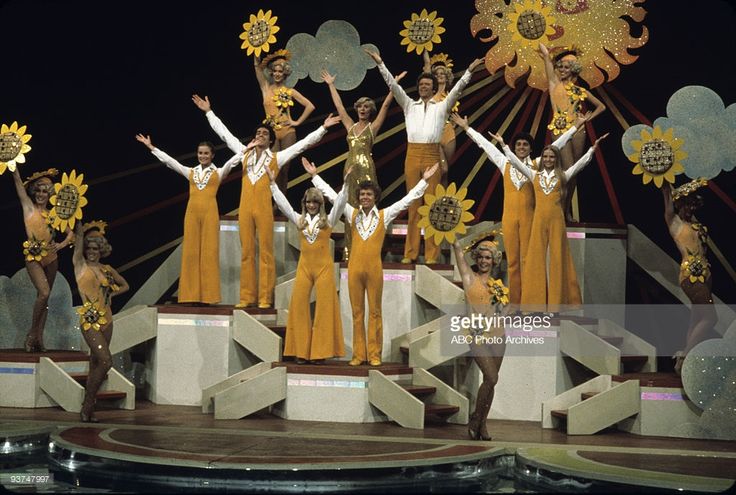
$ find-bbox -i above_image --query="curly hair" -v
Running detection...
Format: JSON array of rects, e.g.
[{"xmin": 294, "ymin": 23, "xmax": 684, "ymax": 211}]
[
  {"xmin": 84, "ymin": 232, "xmax": 112, "ymax": 259},
  {"xmin": 353, "ymin": 97, "xmax": 377, "ymax": 119},
  {"xmin": 266, "ymin": 60, "xmax": 292, "ymax": 81}
]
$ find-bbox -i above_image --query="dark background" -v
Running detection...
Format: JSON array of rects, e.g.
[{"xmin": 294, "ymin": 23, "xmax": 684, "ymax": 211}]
[{"xmin": 2, "ymin": 0, "xmax": 734, "ymax": 307}]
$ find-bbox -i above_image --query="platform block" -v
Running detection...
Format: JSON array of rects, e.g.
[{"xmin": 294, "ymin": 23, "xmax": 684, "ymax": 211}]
[{"xmin": 0, "ymin": 352, "xmax": 88, "ymax": 408}]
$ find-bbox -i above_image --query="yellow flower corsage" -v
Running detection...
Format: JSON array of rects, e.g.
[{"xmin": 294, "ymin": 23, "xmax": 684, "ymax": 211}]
[
  {"xmin": 682, "ymin": 254, "xmax": 709, "ymax": 284},
  {"xmin": 547, "ymin": 110, "xmax": 574, "ymax": 135},
  {"xmin": 22, "ymin": 238, "xmax": 49, "ymax": 262},
  {"xmin": 272, "ymin": 87, "xmax": 294, "ymax": 109},
  {"xmin": 262, "ymin": 114, "xmax": 283, "ymax": 131},
  {"xmin": 77, "ymin": 300, "xmax": 108, "ymax": 331},
  {"xmin": 487, "ymin": 278, "xmax": 510, "ymax": 306},
  {"xmin": 565, "ymin": 83, "xmax": 587, "ymax": 104}
]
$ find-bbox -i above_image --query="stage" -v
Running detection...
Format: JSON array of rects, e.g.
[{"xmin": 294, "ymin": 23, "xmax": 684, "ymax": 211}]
[{"xmin": 2, "ymin": 400, "xmax": 735, "ymax": 493}]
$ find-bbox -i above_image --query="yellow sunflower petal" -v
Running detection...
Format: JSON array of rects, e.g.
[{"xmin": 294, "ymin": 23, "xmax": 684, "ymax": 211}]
[
  {"xmin": 445, "ymin": 182, "xmax": 457, "ymax": 196},
  {"xmin": 417, "ymin": 205, "xmax": 430, "ymax": 216},
  {"xmin": 653, "ymin": 175, "xmax": 664, "ymax": 188},
  {"xmin": 445, "ymin": 231, "xmax": 456, "ymax": 244},
  {"xmin": 630, "ymin": 140, "xmax": 642, "ymax": 152},
  {"xmin": 652, "ymin": 126, "xmax": 662, "ymax": 139},
  {"xmin": 640, "ymin": 128, "xmax": 652, "ymax": 142},
  {"xmin": 460, "ymin": 199, "xmax": 475, "ymax": 210},
  {"xmin": 433, "ymin": 230, "xmax": 445, "ymax": 245},
  {"xmin": 631, "ymin": 164, "xmax": 643, "ymax": 175},
  {"xmin": 455, "ymin": 187, "xmax": 467, "ymax": 202},
  {"xmin": 424, "ymin": 193, "xmax": 437, "ymax": 204},
  {"xmin": 1, "ymin": 124, "xmax": 8, "ymax": 133},
  {"xmin": 642, "ymin": 173, "xmax": 652, "ymax": 184},
  {"xmin": 461, "ymin": 211, "xmax": 475, "ymax": 222}
]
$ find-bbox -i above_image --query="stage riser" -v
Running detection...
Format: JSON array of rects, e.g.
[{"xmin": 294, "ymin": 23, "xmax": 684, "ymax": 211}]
[
  {"xmin": 618, "ymin": 387, "xmax": 704, "ymax": 439},
  {"xmin": 0, "ymin": 361, "xmax": 87, "ymax": 408}
]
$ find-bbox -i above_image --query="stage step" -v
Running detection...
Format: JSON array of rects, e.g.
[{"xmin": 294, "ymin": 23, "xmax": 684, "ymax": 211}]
[
  {"xmin": 425, "ymin": 404, "xmax": 460, "ymax": 417},
  {"xmin": 621, "ymin": 355, "xmax": 650, "ymax": 372},
  {"xmin": 612, "ymin": 372, "xmax": 682, "ymax": 388},
  {"xmin": 96, "ymin": 390, "xmax": 128, "ymax": 401},
  {"xmin": 401, "ymin": 384, "xmax": 436, "ymax": 397}
]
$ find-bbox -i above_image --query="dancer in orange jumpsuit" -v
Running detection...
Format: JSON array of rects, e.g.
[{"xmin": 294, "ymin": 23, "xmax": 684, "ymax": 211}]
[
  {"xmin": 192, "ymin": 94, "xmax": 340, "ymax": 308},
  {"xmin": 267, "ymin": 161, "xmax": 349, "ymax": 363},
  {"xmin": 136, "ymin": 134, "xmax": 245, "ymax": 304},
  {"xmin": 72, "ymin": 221, "xmax": 129, "ymax": 422},
  {"xmin": 309, "ymin": 159, "xmax": 439, "ymax": 366},
  {"xmin": 11, "ymin": 168, "xmax": 74, "ymax": 352},
  {"xmin": 501, "ymin": 132, "xmax": 608, "ymax": 312},
  {"xmin": 365, "ymin": 48, "xmax": 483, "ymax": 264}
]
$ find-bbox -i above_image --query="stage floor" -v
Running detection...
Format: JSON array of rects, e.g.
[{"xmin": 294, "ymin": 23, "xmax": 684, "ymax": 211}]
[{"xmin": 2, "ymin": 401, "xmax": 735, "ymax": 493}]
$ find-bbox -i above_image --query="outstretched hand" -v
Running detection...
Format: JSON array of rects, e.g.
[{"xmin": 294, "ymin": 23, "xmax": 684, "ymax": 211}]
[
  {"xmin": 364, "ymin": 48, "xmax": 382, "ymax": 65},
  {"xmin": 344, "ymin": 165, "xmax": 354, "ymax": 180},
  {"xmin": 322, "ymin": 113, "xmax": 341, "ymax": 129},
  {"xmin": 468, "ymin": 57, "xmax": 485, "ymax": 72},
  {"xmin": 537, "ymin": 42, "xmax": 550, "ymax": 58},
  {"xmin": 321, "ymin": 70, "xmax": 335, "ymax": 85},
  {"xmin": 394, "ymin": 71, "xmax": 408, "ymax": 82},
  {"xmin": 192, "ymin": 94, "xmax": 211, "ymax": 112},
  {"xmin": 487, "ymin": 130, "xmax": 504, "ymax": 146},
  {"xmin": 422, "ymin": 162, "xmax": 440, "ymax": 181},
  {"xmin": 573, "ymin": 111, "xmax": 592, "ymax": 130},
  {"xmin": 135, "ymin": 133, "xmax": 154, "ymax": 150},
  {"xmin": 301, "ymin": 156, "xmax": 318, "ymax": 177},
  {"xmin": 593, "ymin": 132, "xmax": 610, "ymax": 148},
  {"xmin": 450, "ymin": 113, "xmax": 469, "ymax": 130}
]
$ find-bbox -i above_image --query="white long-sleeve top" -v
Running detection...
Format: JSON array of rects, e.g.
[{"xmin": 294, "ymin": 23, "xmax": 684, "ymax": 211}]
[
  {"xmin": 504, "ymin": 144, "xmax": 596, "ymax": 195},
  {"xmin": 377, "ymin": 62, "xmax": 472, "ymax": 143},
  {"xmin": 151, "ymin": 148, "xmax": 243, "ymax": 190},
  {"xmin": 205, "ymin": 110, "xmax": 326, "ymax": 185},
  {"xmin": 269, "ymin": 178, "xmax": 348, "ymax": 244},
  {"xmin": 465, "ymin": 125, "xmax": 579, "ymax": 191}
]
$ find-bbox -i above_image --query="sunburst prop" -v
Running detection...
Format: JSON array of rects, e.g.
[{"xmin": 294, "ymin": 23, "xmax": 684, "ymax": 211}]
[
  {"xmin": 487, "ymin": 278, "xmax": 510, "ymax": 306},
  {"xmin": 417, "ymin": 183, "xmax": 474, "ymax": 244},
  {"xmin": 49, "ymin": 170, "xmax": 88, "ymax": 231},
  {"xmin": 0, "ymin": 122, "xmax": 32, "ymax": 175},
  {"xmin": 471, "ymin": 0, "xmax": 649, "ymax": 89},
  {"xmin": 399, "ymin": 9, "xmax": 445, "ymax": 55},
  {"xmin": 76, "ymin": 300, "xmax": 108, "ymax": 331},
  {"xmin": 627, "ymin": 126, "xmax": 686, "ymax": 188},
  {"xmin": 239, "ymin": 9, "xmax": 279, "ymax": 57},
  {"xmin": 272, "ymin": 86, "xmax": 294, "ymax": 109},
  {"xmin": 22, "ymin": 238, "xmax": 49, "ymax": 263}
]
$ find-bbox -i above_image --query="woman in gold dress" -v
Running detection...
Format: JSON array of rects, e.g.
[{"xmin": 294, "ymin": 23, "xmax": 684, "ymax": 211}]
[{"xmin": 320, "ymin": 69, "xmax": 405, "ymax": 258}]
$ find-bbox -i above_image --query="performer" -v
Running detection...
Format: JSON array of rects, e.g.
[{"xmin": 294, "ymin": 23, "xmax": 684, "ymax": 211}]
[
  {"xmin": 192, "ymin": 94, "xmax": 340, "ymax": 308},
  {"xmin": 451, "ymin": 114, "xmax": 585, "ymax": 307},
  {"xmin": 266, "ymin": 161, "xmax": 349, "ymax": 363},
  {"xmin": 453, "ymin": 235, "xmax": 506, "ymax": 441},
  {"xmin": 255, "ymin": 50, "xmax": 315, "ymax": 196},
  {"xmin": 502, "ymin": 132, "xmax": 608, "ymax": 312},
  {"xmin": 663, "ymin": 180, "xmax": 718, "ymax": 374},
  {"xmin": 422, "ymin": 51, "xmax": 457, "ymax": 181},
  {"xmin": 365, "ymin": 48, "xmax": 484, "ymax": 264},
  {"xmin": 307, "ymin": 158, "xmax": 439, "ymax": 366},
  {"xmin": 539, "ymin": 43, "xmax": 606, "ymax": 222},
  {"xmin": 11, "ymin": 168, "xmax": 74, "ymax": 352},
  {"xmin": 72, "ymin": 221, "xmax": 129, "ymax": 422},
  {"xmin": 135, "ymin": 134, "xmax": 245, "ymax": 305},
  {"xmin": 320, "ymin": 68, "xmax": 405, "ymax": 260}
]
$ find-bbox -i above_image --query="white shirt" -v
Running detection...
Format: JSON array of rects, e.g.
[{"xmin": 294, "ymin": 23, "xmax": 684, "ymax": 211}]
[
  {"xmin": 465, "ymin": 125, "xmax": 579, "ymax": 191},
  {"xmin": 378, "ymin": 63, "xmax": 472, "ymax": 143},
  {"xmin": 311, "ymin": 175, "xmax": 429, "ymax": 239},
  {"xmin": 205, "ymin": 110, "xmax": 327, "ymax": 185},
  {"xmin": 269, "ymin": 179, "xmax": 347, "ymax": 244},
  {"xmin": 151, "ymin": 148, "xmax": 243, "ymax": 190},
  {"xmin": 504, "ymin": 145, "xmax": 595, "ymax": 195}
]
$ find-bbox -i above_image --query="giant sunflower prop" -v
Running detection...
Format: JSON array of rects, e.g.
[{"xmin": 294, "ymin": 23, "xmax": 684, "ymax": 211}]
[
  {"xmin": 471, "ymin": 0, "xmax": 649, "ymax": 89},
  {"xmin": 0, "ymin": 122, "xmax": 32, "ymax": 175},
  {"xmin": 239, "ymin": 9, "xmax": 280, "ymax": 57},
  {"xmin": 77, "ymin": 300, "xmax": 107, "ymax": 331},
  {"xmin": 627, "ymin": 126, "xmax": 686, "ymax": 188},
  {"xmin": 399, "ymin": 9, "xmax": 445, "ymax": 55},
  {"xmin": 49, "ymin": 170, "xmax": 88, "ymax": 231},
  {"xmin": 417, "ymin": 183, "xmax": 474, "ymax": 244}
]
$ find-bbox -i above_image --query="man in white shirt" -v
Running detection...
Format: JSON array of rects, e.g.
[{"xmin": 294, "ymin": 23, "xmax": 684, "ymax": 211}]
[
  {"xmin": 192, "ymin": 94, "xmax": 340, "ymax": 308},
  {"xmin": 365, "ymin": 48, "xmax": 484, "ymax": 264},
  {"xmin": 307, "ymin": 158, "xmax": 439, "ymax": 366}
]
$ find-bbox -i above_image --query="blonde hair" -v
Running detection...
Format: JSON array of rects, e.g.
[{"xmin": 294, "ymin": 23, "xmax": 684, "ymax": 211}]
[
  {"xmin": 297, "ymin": 188, "xmax": 327, "ymax": 230},
  {"xmin": 353, "ymin": 97, "xmax": 377, "ymax": 119},
  {"xmin": 84, "ymin": 232, "xmax": 112, "ymax": 259}
]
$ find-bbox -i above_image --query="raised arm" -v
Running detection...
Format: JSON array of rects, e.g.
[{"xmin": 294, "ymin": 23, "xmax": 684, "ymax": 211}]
[
  {"xmin": 452, "ymin": 114, "xmax": 507, "ymax": 171},
  {"xmin": 276, "ymin": 114, "xmax": 340, "ymax": 167},
  {"xmin": 503, "ymin": 145, "xmax": 535, "ymax": 180},
  {"xmin": 372, "ymin": 71, "xmax": 406, "ymax": 134},
  {"xmin": 366, "ymin": 48, "xmax": 411, "ymax": 110},
  {"xmin": 422, "ymin": 50, "xmax": 432, "ymax": 74},
  {"xmin": 72, "ymin": 222, "xmax": 85, "ymax": 275},
  {"xmin": 563, "ymin": 133, "xmax": 609, "ymax": 181},
  {"xmin": 452, "ymin": 240, "xmax": 475, "ymax": 289},
  {"xmin": 662, "ymin": 183, "xmax": 676, "ymax": 228},
  {"xmin": 217, "ymin": 148, "xmax": 248, "ymax": 180},
  {"xmin": 538, "ymin": 43, "xmax": 560, "ymax": 91},
  {"xmin": 287, "ymin": 88, "xmax": 316, "ymax": 128},
  {"xmin": 443, "ymin": 58, "xmax": 483, "ymax": 109},
  {"xmin": 321, "ymin": 70, "xmax": 354, "ymax": 130},
  {"xmin": 384, "ymin": 163, "xmax": 439, "ymax": 224},
  {"xmin": 192, "ymin": 95, "xmax": 247, "ymax": 154},
  {"xmin": 136, "ymin": 134, "xmax": 191, "ymax": 179},
  {"xmin": 265, "ymin": 164, "xmax": 300, "ymax": 224},
  {"xmin": 11, "ymin": 168, "xmax": 33, "ymax": 217},
  {"xmin": 254, "ymin": 56, "xmax": 269, "ymax": 93}
]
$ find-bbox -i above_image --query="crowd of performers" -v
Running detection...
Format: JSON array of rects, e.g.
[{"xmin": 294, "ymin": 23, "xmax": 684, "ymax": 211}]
[{"xmin": 9, "ymin": 43, "xmax": 717, "ymax": 432}]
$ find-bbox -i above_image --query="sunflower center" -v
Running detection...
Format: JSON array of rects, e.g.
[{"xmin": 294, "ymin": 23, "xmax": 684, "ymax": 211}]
[
  {"xmin": 247, "ymin": 20, "xmax": 271, "ymax": 47},
  {"xmin": 639, "ymin": 139, "xmax": 673, "ymax": 174},
  {"xmin": 516, "ymin": 10, "xmax": 546, "ymax": 40},
  {"xmin": 408, "ymin": 19, "xmax": 435, "ymax": 44},
  {"xmin": 0, "ymin": 132, "xmax": 22, "ymax": 162},
  {"xmin": 552, "ymin": 114, "xmax": 570, "ymax": 130},
  {"xmin": 55, "ymin": 184, "xmax": 80, "ymax": 220},
  {"xmin": 428, "ymin": 196, "xmax": 461, "ymax": 232}
]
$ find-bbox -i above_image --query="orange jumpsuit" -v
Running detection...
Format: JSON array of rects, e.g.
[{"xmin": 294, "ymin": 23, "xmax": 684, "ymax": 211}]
[
  {"xmin": 205, "ymin": 110, "xmax": 327, "ymax": 306},
  {"xmin": 270, "ymin": 182, "xmax": 347, "ymax": 360},
  {"xmin": 151, "ymin": 149, "xmax": 241, "ymax": 304},
  {"xmin": 23, "ymin": 209, "xmax": 57, "ymax": 267},
  {"xmin": 506, "ymin": 146, "xmax": 595, "ymax": 311}
]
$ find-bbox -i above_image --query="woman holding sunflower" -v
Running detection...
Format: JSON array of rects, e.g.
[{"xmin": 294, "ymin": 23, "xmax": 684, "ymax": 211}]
[
  {"xmin": 663, "ymin": 180, "xmax": 718, "ymax": 374},
  {"xmin": 11, "ymin": 167, "xmax": 74, "ymax": 352},
  {"xmin": 72, "ymin": 221, "xmax": 129, "ymax": 422},
  {"xmin": 453, "ymin": 234, "xmax": 508, "ymax": 441}
]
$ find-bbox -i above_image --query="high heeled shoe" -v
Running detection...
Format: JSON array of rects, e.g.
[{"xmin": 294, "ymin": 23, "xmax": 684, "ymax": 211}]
[
  {"xmin": 673, "ymin": 351, "xmax": 685, "ymax": 376},
  {"xmin": 80, "ymin": 396, "xmax": 99, "ymax": 423}
]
